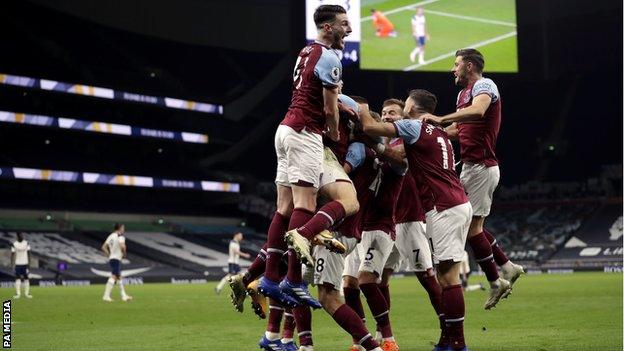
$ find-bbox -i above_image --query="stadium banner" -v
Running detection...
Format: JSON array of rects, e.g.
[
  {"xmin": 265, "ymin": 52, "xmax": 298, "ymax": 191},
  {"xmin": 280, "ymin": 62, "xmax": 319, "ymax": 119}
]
[
  {"xmin": 0, "ymin": 167, "xmax": 240, "ymax": 193},
  {"xmin": 0, "ymin": 73, "xmax": 224, "ymax": 115},
  {"xmin": 305, "ymin": 0, "xmax": 361, "ymax": 67},
  {"xmin": 0, "ymin": 111, "xmax": 209, "ymax": 144}
]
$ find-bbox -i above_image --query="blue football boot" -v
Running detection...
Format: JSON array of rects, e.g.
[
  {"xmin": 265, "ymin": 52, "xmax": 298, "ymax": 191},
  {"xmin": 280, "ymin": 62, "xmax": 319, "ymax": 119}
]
[{"xmin": 279, "ymin": 279, "xmax": 322, "ymax": 309}]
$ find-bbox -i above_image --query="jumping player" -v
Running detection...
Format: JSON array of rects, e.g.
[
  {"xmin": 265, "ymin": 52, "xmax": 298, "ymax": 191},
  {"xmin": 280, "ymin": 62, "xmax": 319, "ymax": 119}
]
[
  {"xmin": 11, "ymin": 232, "xmax": 32, "ymax": 299},
  {"xmin": 101, "ymin": 223, "xmax": 132, "ymax": 302},
  {"xmin": 423, "ymin": 48, "xmax": 523, "ymax": 309},
  {"xmin": 258, "ymin": 4, "xmax": 352, "ymax": 311},
  {"xmin": 361, "ymin": 89, "xmax": 472, "ymax": 351}
]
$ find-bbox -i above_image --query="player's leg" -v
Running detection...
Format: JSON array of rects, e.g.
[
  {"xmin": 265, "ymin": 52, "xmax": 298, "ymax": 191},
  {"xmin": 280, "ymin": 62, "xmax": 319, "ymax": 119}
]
[
  {"xmin": 258, "ymin": 184, "xmax": 299, "ymax": 306},
  {"xmin": 23, "ymin": 268, "xmax": 32, "ymax": 298},
  {"xmin": 286, "ymin": 148, "xmax": 354, "ymax": 267},
  {"xmin": 461, "ymin": 163, "xmax": 511, "ymax": 308},
  {"xmin": 13, "ymin": 266, "xmax": 22, "ymax": 298},
  {"xmin": 418, "ymin": 37, "xmax": 426, "ymax": 64},
  {"xmin": 281, "ymin": 308, "xmax": 297, "ymax": 350},
  {"xmin": 118, "ymin": 275, "xmax": 132, "ymax": 301},
  {"xmin": 103, "ymin": 259, "xmax": 118, "ymax": 302},
  {"xmin": 259, "ymin": 299, "xmax": 286, "ymax": 350},
  {"xmin": 428, "ymin": 203, "xmax": 472, "ymax": 351},
  {"xmin": 483, "ymin": 228, "xmax": 524, "ymax": 289},
  {"xmin": 436, "ymin": 260, "xmax": 466, "ymax": 351},
  {"xmin": 315, "ymin": 239, "xmax": 382, "ymax": 351},
  {"xmin": 216, "ymin": 273, "xmax": 231, "ymax": 295},
  {"xmin": 358, "ymin": 231, "xmax": 397, "ymax": 350}
]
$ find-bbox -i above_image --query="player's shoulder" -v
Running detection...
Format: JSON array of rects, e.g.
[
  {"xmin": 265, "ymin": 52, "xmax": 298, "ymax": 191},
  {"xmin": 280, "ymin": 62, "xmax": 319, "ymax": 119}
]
[{"xmin": 472, "ymin": 77, "xmax": 500, "ymax": 100}]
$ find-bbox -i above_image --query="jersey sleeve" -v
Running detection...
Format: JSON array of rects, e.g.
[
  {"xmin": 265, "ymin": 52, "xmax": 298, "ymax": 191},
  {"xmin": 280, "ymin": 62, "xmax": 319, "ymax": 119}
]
[
  {"xmin": 338, "ymin": 94, "xmax": 360, "ymax": 114},
  {"xmin": 393, "ymin": 119, "xmax": 422, "ymax": 145},
  {"xmin": 118, "ymin": 236, "xmax": 126, "ymax": 244},
  {"xmin": 11, "ymin": 243, "xmax": 15, "ymax": 253},
  {"xmin": 472, "ymin": 78, "xmax": 499, "ymax": 103},
  {"xmin": 345, "ymin": 142, "xmax": 366, "ymax": 170},
  {"xmin": 314, "ymin": 49, "xmax": 342, "ymax": 87}
]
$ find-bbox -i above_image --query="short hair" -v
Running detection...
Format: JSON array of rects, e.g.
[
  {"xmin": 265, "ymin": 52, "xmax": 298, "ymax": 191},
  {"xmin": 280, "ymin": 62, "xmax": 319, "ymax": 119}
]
[
  {"xmin": 350, "ymin": 95, "xmax": 368, "ymax": 104},
  {"xmin": 314, "ymin": 5, "xmax": 346, "ymax": 29},
  {"xmin": 455, "ymin": 48, "xmax": 485, "ymax": 73},
  {"xmin": 370, "ymin": 111, "xmax": 382, "ymax": 122},
  {"xmin": 114, "ymin": 223, "xmax": 124, "ymax": 231},
  {"xmin": 408, "ymin": 89, "xmax": 437, "ymax": 113},
  {"xmin": 382, "ymin": 98, "xmax": 405, "ymax": 110}
]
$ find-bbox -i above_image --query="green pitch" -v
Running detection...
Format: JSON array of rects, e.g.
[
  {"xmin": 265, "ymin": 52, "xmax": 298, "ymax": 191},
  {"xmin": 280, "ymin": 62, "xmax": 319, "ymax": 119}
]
[
  {"xmin": 7, "ymin": 272, "xmax": 622, "ymax": 350},
  {"xmin": 360, "ymin": 0, "xmax": 518, "ymax": 72}
]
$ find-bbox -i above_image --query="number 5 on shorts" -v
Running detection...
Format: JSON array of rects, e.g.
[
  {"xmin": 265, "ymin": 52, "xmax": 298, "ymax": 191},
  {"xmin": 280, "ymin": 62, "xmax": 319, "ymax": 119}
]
[{"xmin": 365, "ymin": 248, "xmax": 374, "ymax": 261}]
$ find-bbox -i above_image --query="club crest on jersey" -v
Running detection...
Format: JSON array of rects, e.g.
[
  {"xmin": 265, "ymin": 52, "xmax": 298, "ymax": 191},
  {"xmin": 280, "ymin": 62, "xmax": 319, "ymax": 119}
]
[{"xmin": 331, "ymin": 67, "xmax": 341, "ymax": 81}]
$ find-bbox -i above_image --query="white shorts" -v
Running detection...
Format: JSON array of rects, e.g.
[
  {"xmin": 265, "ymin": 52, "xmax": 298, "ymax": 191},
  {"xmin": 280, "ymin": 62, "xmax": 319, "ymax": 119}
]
[
  {"xmin": 319, "ymin": 147, "xmax": 352, "ymax": 188},
  {"xmin": 425, "ymin": 202, "xmax": 473, "ymax": 264},
  {"xmin": 342, "ymin": 245, "xmax": 361, "ymax": 279},
  {"xmin": 313, "ymin": 234, "xmax": 358, "ymax": 290},
  {"xmin": 460, "ymin": 163, "xmax": 500, "ymax": 217},
  {"xmin": 357, "ymin": 230, "xmax": 395, "ymax": 276},
  {"xmin": 274, "ymin": 125, "xmax": 323, "ymax": 188},
  {"xmin": 385, "ymin": 221, "xmax": 433, "ymax": 272}
]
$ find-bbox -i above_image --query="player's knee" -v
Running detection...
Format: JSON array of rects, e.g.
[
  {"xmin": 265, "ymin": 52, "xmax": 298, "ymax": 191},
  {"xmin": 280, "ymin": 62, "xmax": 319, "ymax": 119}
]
[
  {"xmin": 358, "ymin": 271, "xmax": 377, "ymax": 285},
  {"xmin": 343, "ymin": 276, "xmax": 359, "ymax": 289},
  {"xmin": 344, "ymin": 199, "xmax": 359, "ymax": 217}
]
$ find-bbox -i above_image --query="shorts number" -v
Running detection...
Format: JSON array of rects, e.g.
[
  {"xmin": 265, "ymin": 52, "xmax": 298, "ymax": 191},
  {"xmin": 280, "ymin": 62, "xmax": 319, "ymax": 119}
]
[
  {"xmin": 316, "ymin": 258, "xmax": 325, "ymax": 273},
  {"xmin": 365, "ymin": 248, "xmax": 374, "ymax": 261},
  {"xmin": 413, "ymin": 249, "xmax": 420, "ymax": 265}
]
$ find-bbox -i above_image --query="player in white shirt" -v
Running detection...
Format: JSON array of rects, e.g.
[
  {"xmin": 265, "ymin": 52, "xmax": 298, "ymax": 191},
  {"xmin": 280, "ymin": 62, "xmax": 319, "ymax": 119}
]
[
  {"xmin": 11, "ymin": 232, "xmax": 32, "ymax": 299},
  {"xmin": 215, "ymin": 232, "xmax": 250, "ymax": 295},
  {"xmin": 409, "ymin": 7, "xmax": 429, "ymax": 64},
  {"xmin": 101, "ymin": 223, "xmax": 132, "ymax": 302}
]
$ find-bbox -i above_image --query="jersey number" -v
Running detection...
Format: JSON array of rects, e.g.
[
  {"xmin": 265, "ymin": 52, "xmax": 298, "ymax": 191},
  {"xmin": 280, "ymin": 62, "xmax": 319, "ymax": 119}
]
[
  {"xmin": 436, "ymin": 137, "xmax": 455, "ymax": 170},
  {"xmin": 293, "ymin": 56, "xmax": 309, "ymax": 90},
  {"xmin": 316, "ymin": 258, "xmax": 325, "ymax": 273}
]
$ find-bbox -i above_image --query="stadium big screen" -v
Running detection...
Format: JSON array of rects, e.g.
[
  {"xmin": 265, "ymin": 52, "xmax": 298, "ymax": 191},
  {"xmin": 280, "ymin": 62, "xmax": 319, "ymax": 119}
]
[{"xmin": 306, "ymin": 0, "xmax": 518, "ymax": 72}]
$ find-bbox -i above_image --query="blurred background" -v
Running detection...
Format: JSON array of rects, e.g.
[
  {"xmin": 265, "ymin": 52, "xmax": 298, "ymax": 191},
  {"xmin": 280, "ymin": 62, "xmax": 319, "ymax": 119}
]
[{"xmin": 0, "ymin": 0, "xmax": 621, "ymax": 285}]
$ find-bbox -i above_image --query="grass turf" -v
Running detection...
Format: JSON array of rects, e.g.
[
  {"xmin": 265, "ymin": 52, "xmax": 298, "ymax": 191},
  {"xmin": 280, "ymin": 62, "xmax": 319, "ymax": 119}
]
[
  {"xmin": 7, "ymin": 272, "xmax": 622, "ymax": 350},
  {"xmin": 360, "ymin": 0, "xmax": 518, "ymax": 72}
]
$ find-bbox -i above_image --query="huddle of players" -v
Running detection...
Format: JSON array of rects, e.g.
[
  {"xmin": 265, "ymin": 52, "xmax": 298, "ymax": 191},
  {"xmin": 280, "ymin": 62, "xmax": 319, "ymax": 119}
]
[{"xmin": 227, "ymin": 5, "xmax": 525, "ymax": 351}]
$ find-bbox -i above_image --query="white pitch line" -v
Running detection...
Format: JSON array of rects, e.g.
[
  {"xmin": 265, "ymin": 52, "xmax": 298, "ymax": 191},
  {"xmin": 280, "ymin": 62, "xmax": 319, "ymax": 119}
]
[
  {"xmin": 425, "ymin": 9, "xmax": 516, "ymax": 27},
  {"xmin": 403, "ymin": 30, "xmax": 517, "ymax": 71},
  {"xmin": 361, "ymin": 0, "xmax": 440, "ymax": 22}
]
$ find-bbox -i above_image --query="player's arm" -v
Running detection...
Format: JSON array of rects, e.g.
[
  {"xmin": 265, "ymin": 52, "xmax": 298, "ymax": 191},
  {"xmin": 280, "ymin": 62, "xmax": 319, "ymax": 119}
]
[
  {"xmin": 101, "ymin": 240, "xmax": 110, "ymax": 256},
  {"xmin": 424, "ymin": 94, "xmax": 491, "ymax": 125},
  {"xmin": 10, "ymin": 248, "xmax": 15, "ymax": 267},
  {"xmin": 315, "ymin": 50, "xmax": 343, "ymax": 142},
  {"xmin": 323, "ymin": 86, "xmax": 341, "ymax": 141},
  {"xmin": 343, "ymin": 142, "xmax": 366, "ymax": 174},
  {"xmin": 120, "ymin": 242, "xmax": 127, "ymax": 258},
  {"xmin": 233, "ymin": 246, "xmax": 251, "ymax": 259},
  {"xmin": 359, "ymin": 104, "xmax": 398, "ymax": 138},
  {"xmin": 358, "ymin": 133, "xmax": 406, "ymax": 168},
  {"xmin": 445, "ymin": 122, "xmax": 459, "ymax": 140}
]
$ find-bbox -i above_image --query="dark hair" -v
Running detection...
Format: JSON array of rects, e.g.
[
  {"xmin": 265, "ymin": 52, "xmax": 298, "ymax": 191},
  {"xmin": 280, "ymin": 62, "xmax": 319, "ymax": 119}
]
[
  {"xmin": 314, "ymin": 5, "xmax": 347, "ymax": 28},
  {"xmin": 382, "ymin": 98, "xmax": 405, "ymax": 110},
  {"xmin": 349, "ymin": 95, "xmax": 368, "ymax": 104},
  {"xmin": 114, "ymin": 223, "xmax": 124, "ymax": 231},
  {"xmin": 455, "ymin": 48, "xmax": 485, "ymax": 73},
  {"xmin": 408, "ymin": 89, "xmax": 437, "ymax": 113}
]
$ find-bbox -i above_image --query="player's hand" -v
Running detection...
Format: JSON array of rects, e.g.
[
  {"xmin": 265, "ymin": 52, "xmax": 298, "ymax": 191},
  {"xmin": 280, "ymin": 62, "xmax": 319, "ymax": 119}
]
[
  {"xmin": 422, "ymin": 113, "xmax": 443, "ymax": 125},
  {"xmin": 338, "ymin": 101, "xmax": 356, "ymax": 117},
  {"xmin": 327, "ymin": 127, "xmax": 340, "ymax": 142}
]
